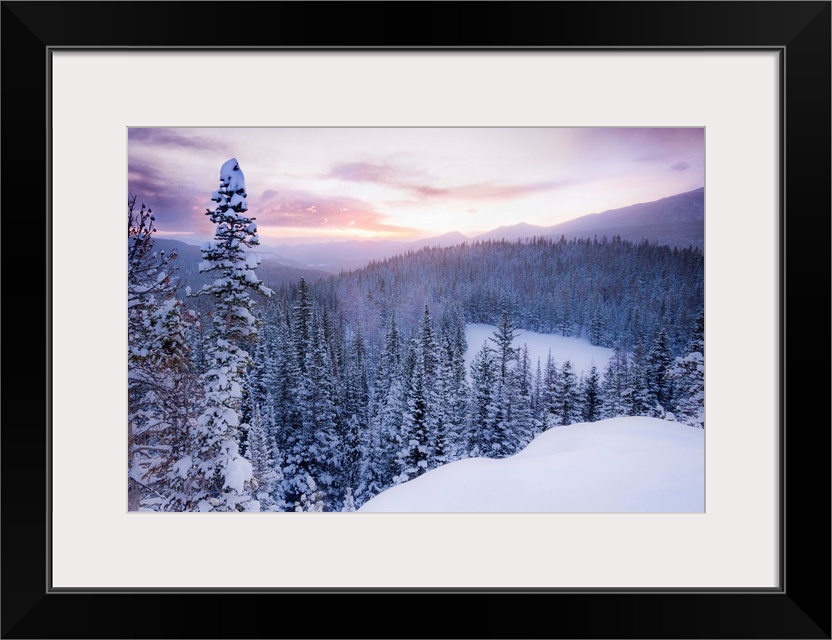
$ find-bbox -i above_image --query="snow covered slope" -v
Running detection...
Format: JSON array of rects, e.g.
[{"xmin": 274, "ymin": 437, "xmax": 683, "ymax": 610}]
[{"xmin": 358, "ymin": 417, "xmax": 704, "ymax": 513}]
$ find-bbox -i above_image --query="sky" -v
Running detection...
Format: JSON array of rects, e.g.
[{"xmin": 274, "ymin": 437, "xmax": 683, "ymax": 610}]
[{"xmin": 128, "ymin": 127, "xmax": 704, "ymax": 245}]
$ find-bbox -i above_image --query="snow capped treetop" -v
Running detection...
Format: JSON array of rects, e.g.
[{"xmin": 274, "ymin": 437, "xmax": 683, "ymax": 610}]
[
  {"xmin": 193, "ymin": 157, "xmax": 273, "ymax": 338},
  {"xmin": 212, "ymin": 158, "xmax": 248, "ymax": 215},
  {"xmin": 220, "ymin": 157, "xmax": 246, "ymax": 194}
]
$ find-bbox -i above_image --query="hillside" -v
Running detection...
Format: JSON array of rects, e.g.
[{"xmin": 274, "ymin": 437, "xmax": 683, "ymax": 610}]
[
  {"xmin": 150, "ymin": 238, "xmax": 330, "ymax": 294},
  {"xmin": 470, "ymin": 188, "xmax": 704, "ymax": 249},
  {"xmin": 544, "ymin": 187, "xmax": 704, "ymax": 249},
  {"xmin": 358, "ymin": 417, "xmax": 704, "ymax": 513},
  {"xmin": 261, "ymin": 231, "xmax": 471, "ymax": 273}
]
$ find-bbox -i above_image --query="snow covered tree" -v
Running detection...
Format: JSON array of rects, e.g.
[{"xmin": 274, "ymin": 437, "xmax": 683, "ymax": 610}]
[
  {"xmin": 281, "ymin": 278, "xmax": 315, "ymax": 504},
  {"xmin": 128, "ymin": 195, "xmax": 201, "ymax": 511},
  {"xmin": 690, "ymin": 309, "xmax": 704, "ymax": 355},
  {"xmin": 419, "ymin": 304, "xmax": 440, "ymax": 384},
  {"xmin": 602, "ymin": 343, "xmax": 629, "ymax": 418},
  {"xmin": 512, "ymin": 344, "xmax": 535, "ymax": 445},
  {"xmin": 294, "ymin": 475, "xmax": 325, "ymax": 512},
  {"xmin": 397, "ymin": 336, "xmax": 431, "ymax": 482},
  {"xmin": 362, "ymin": 375, "xmax": 404, "ymax": 498},
  {"xmin": 490, "ymin": 311, "xmax": 519, "ymax": 384},
  {"xmin": 587, "ymin": 294, "xmax": 605, "ymax": 345},
  {"xmin": 341, "ymin": 487, "xmax": 357, "ymax": 512},
  {"xmin": 623, "ymin": 341, "xmax": 655, "ymax": 417},
  {"xmin": 286, "ymin": 310, "xmax": 340, "ymax": 505},
  {"xmin": 646, "ymin": 328, "xmax": 674, "ymax": 413},
  {"xmin": 466, "ymin": 340, "xmax": 498, "ymax": 456},
  {"xmin": 539, "ymin": 350, "xmax": 559, "ymax": 430},
  {"xmin": 246, "ymin": 403, "xmax": 285, "ymax": 511},
  {"xmin": 555, "ymin": 360, "xmax": 582, "ymax": 426},
  {"xmin": 668, "ymin": 312, "xmax": 705, "ymax": 428},
  {"xmin": 669, "ymin": 351, "xmax": 704, "ymax": 428},
  {"xmin": 487, "ymin": 312, "xmax": 527, "ymax": 456},
  {"xmin": 186, "ymin": 158, "xmax": 273, "ymax": 512},
  {"xmin": 342, "ymin": 327, "xmax": 370, "ymax": 490},
  {"xmin": 580, "ymin": 364, "xmax": 602, "ymax": 423},
  {"xmin": 435, "ymin": 326, "xmax": 469, "ymax": 462},
  {"xmin": 530, "ymin": 357, "xmax": 545, "ymax": 435},
  {"xmin": 415, "ymin": 305, "xmax": 455, "ymax": 470},
  {"xmin": 290, "ymin": 278, "xmax": 314, "ymax": 375},
  {"xmin": 360, "ymin": 311, "xmax": 406, "ymax": 501},
  {"xmin": 266, "ymin": 302, "xmax": 295, "ymax": 448}
]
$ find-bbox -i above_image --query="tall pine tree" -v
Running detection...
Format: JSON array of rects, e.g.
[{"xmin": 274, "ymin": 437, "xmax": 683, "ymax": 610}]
[{"xmin": 187, "ymin": 158, "xmax": 273, "ymax": 512}]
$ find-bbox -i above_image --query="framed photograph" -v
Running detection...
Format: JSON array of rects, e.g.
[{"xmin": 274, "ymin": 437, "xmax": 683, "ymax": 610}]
[
  {"xmin": 3, "ymin": 2, "xmax": 829, "ymax": 638},
  {"xmin": 126, "ymin": 125, "xmax": 706, "ymax": 516}
]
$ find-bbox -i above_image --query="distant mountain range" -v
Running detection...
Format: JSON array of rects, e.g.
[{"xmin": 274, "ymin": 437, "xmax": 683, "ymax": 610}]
[
  {"xmin": 151, "ymin": 238, "xmax": 331, "ymax": 293},
  {"xmin": 258, "ymin": 231, "xmax": 472, "ymax": 273},
  {"xmin": 151, "ymin": 187, "xmax": 704, "ymax": 279},
  {"xmin": 471, "ymin": 187, "xmax": 704, "ymax": 249}
]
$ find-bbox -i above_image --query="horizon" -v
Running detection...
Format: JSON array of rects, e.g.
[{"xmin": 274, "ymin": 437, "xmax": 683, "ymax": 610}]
[
  {"xmin": 154, "ymin": 185, "xmax": 705, "ymax": 251},
  {"xmin": 128, "ymin": 127, "xmax": 704, "ymax": 245}
]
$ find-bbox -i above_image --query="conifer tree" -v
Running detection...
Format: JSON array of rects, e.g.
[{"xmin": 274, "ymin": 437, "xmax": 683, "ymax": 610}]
[
  {"xmin": 268, "ymin": 298, "xmax": 295, "ymax": 456},
  {"xmin": 623, "ymin": 341, "xmax": 655, "ymax": 417},
  {"xmin": 531, "ymin": 357, "xmax": 544, "ymax": 435},
  {"xmin": 362, "ymin": 375, "xmax": 405, "ymax": 498},
  {"xmin": 294, "ymin": 475, "xmax": 325, "ymax": 512},
  {"xmin": 247, "ymin": 403, "xmax": 285, "ymax": 511},
  {"xmin": 430, "ymin": 340, "xmax": 453, "ymax": 467},
  {"xmin": 513, "ymin": 344, "xmax": 535, "ymax": 445},
  {"xmin": 580, "ymin": 364, "xmax": 602, "ymax": 423},
  {"xmin": 646, "ymin": 328, "xmax": 674, "ymax": 413},
  {"xmin": 361, "ymin": 312, "xmax": 405, "ymax": 500},
  {"xmin": 330, "ymin": 333, "xmax": 363, "ymax": 505},
  {"xmin": 487, "ymin": 312, "xmax": 526, "ymax": 456},
  {"xmin": 436, "ymin": 329, "xmax": 468, "ymax": 461},
  {"xmin": 668, "ymin": 312, "xmax": 705, "ymax": 428},
  {"xmin": 341, "ymin": 487, "xmax": 357, "ymax": 512},
  {"xmin": 602, "ymin": 343, "xmax": 629, "ymax": 418},
  {"xmin": 397, "ymin": 337, "xmax": 431, "ymax": 482},
  {"xmin": 540, "ymin": 351, "xmax": 560, "ymax": 430},
  {"xmin": 293, "ymin": 311, "xmax": 340, "ymax": 503},
  {"xmin": 467, "ymin": 340, "xmax": 499, "ymax": 456},
  {"xmin": 670, "ymin": 350, "xmax": 704, "ymax": 428},
  {"xmin": 490, "ymin": 312, "xmax": 519, "ymax": 384},
  {"xmin": 556, "ymin": 360, "xmax": 582, "ymax": 426},
  {"xmin": 128, "ymin": 196, "xmax": 200, "ymax": 511},
  {"xmin": 187, "ymin": 158, "xmax": 273, "ymax": 512},
  {"xmin": 341, "ymin": 327, "xmax": 369, "ymax": 497}
]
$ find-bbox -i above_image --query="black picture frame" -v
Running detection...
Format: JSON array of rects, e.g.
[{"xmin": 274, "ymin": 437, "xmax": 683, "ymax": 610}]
[{"xmin": 2, "ymin": 2, "xmax": 829, "ymax": 638}]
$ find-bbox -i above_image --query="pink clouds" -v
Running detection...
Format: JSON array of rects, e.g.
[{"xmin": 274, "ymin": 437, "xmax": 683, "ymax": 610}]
[
  {"xmin": 256, "ymin": 187, "xmax": 417, "ymax": 235},
  {"xmin": 408, "ymin": 179, "xmax": 575, "ymax": 202},
  {"xmin": 128, "ymin": 127, "xmax": 704, "ymax": 242},
  {"xmin": 328, "ymin": 160, "xmax": 577, "ymax": 204}
]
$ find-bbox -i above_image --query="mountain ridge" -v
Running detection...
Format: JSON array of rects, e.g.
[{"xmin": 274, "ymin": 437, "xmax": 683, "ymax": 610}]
[
  {"xmin": 154, "ymin": 187, "xmax": 704, "ymax": 273},
  {"xmin": 471, "ymin": 187, "xmax": 704, "ymax": 248}
]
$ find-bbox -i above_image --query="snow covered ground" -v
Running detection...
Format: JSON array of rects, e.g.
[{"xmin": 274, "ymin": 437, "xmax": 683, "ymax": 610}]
[
  {"xmin": 358, "ymin": 417, "xmax": 704, "ymax": 513},
  {"xmin": 464, "ymin": 323, "xmax": 614, "ymax": 379}
]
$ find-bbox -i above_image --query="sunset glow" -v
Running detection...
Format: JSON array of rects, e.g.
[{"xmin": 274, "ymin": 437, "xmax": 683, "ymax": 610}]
[{"xmin": 128, "ymin": 127, "xmax": 704, "ymax": 244}]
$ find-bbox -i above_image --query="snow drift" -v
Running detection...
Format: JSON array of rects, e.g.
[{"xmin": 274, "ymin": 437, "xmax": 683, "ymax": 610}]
[{"xmin": 358, "ymin": 417, "xmax": 704, "ymax": 513}]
